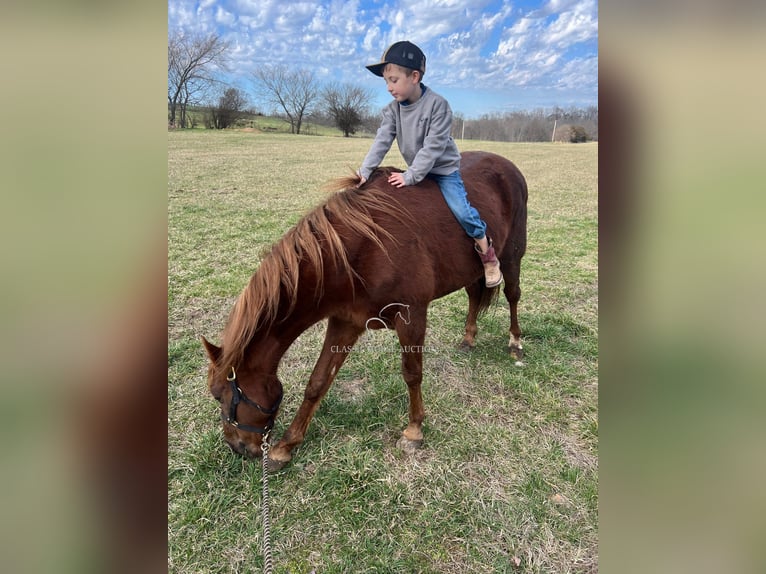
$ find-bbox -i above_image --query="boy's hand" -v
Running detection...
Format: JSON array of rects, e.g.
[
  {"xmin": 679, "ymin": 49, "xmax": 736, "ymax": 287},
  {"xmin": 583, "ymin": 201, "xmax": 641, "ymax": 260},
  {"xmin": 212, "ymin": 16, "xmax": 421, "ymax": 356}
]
[
  {"xmin": 387, "ymin": 172, "xmax": 406, "ymax": 188},
  {"xmin": 355, "ymin": 170, "xmax": 367, "ymax": 188}
]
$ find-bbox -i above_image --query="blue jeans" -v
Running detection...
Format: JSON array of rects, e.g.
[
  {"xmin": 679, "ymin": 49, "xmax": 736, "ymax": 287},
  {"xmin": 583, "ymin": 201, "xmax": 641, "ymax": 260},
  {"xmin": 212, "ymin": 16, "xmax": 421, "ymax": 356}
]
[{"xmin": 429, "ymin": 171, "xmax": 487, "ymax": 239}]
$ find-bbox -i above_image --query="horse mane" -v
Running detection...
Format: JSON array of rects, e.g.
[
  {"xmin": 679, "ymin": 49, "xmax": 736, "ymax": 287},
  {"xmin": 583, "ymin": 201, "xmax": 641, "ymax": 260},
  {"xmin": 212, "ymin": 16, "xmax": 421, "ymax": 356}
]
[{"xmin": 220, "ymin": 167, "xmax": 412, "ymax": 371}]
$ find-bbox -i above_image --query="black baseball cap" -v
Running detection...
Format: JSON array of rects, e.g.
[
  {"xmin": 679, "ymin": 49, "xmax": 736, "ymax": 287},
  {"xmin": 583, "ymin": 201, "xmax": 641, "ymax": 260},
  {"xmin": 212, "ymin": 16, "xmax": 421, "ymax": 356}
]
[{"xmin": 366, "ymin": 41, "xmax": 426, "ymax": 77}]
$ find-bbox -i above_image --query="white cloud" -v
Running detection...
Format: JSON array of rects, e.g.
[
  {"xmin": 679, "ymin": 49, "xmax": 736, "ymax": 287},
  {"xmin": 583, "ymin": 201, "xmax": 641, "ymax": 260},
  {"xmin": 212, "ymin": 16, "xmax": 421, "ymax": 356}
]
[
  {"xmin": 232, "ymin": 0, "xmax": 282, "ymax": 28},
  {"xmin": 482, "ymin": 0, "xmax": 596, "ymax": 96},
  {"xmin": 475, "ymin": 5, "xmax": 513, "ymax": 33},
  {"xmin": 393, "ymin": 9, "xmax": 405, "ymax": 29},
  {"xmin": 554, "ymin": 54, "xmax": 598, "ymax": 90},
  {"xmin": 363, "ymin": 27, "xmax": 382, "ymax": 52},
  {"xmin": 168, "ymin": 0, "xmax": 598, "ymax": 111},
  {"xmin": 308, "ymin": 6, "xmax": 327, "ymax": 32},
  {"xmin": 168, "ymin": 0, "xmax": 204, "ymax": 31},
  {"xmin": 215, "ymin": 6, "xmax": 237, "ymax": 27},
  {"xmin": 542, "ymin": 1, "xmax": 598, "ymax": 48}
]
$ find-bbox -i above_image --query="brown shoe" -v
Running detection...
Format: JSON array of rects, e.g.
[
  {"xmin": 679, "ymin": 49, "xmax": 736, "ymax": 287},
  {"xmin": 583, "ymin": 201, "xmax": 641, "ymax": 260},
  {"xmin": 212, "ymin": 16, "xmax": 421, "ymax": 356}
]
[{"xmin": 475, "ymin": 240, "xmax": 503, "ymax": 287}]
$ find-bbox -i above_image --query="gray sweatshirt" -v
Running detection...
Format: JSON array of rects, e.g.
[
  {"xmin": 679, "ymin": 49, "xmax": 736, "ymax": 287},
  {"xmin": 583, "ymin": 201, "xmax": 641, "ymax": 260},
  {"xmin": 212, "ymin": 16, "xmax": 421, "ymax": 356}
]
[{"xmin": 359, "ymin": 84, "xmax": 461, "ymax": 186}]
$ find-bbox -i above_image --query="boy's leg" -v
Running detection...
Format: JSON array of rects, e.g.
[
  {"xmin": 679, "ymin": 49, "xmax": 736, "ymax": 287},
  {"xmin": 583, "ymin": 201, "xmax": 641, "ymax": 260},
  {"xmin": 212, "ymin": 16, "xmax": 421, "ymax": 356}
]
[
  {"xmin": 432, "ymin": 172, "xmax": 503, "ymax": 287},
  {"xmin": 475, "ymin": 235, "xmax": 490, "ymax": 253},
  {"xmin": 473, "ymin": 236, "xmax": 503, "ymax": 287},
  {"xmin": 432, "ymin": 171, "xmax": 486, "ymax": 238}
]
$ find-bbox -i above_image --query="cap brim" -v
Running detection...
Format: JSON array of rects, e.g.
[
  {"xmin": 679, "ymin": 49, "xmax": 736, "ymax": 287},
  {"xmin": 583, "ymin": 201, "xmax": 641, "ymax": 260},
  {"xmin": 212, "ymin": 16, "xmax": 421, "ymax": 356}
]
[{"xmin": 365, "ymin": 62, "xmax": 386, "ymax": 77}]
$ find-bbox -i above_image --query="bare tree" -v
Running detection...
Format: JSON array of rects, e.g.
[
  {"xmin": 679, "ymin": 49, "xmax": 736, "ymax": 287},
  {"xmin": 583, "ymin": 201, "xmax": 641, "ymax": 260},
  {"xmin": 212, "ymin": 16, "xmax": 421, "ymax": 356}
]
[
  {"xmin": 322, "ymin": 83, "xmax": 374, "ymax": 137},
  {"xmin": 207, "ymin": 87, "xmax": 249, "ymax": 129},
  {"xmin": 252, "ymin": 66, "xmax": 319, "ymax": 134},
  {"xmin": 168, "ymin": 31, "xmax": 229, "ymax": 128}
]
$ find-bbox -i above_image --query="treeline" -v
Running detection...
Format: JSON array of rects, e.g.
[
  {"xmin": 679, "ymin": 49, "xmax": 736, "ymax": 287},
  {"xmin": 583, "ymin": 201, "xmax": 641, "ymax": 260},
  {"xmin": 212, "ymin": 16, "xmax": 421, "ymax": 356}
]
[
  {"xmin": 178, "ymin": 104, "xmax": 598, "ymax": 144},
  {"xmin": 454, "ymin": 107, "xmax": 598, "ymax": 142},
  {"xmin": 315, "ymin": 106, "xmax": 597, "ymax": 142}
]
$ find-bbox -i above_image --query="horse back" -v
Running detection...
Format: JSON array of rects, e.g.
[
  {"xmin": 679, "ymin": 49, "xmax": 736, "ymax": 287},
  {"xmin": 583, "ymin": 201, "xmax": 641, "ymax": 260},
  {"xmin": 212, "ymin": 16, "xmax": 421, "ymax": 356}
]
[{"xmin": 317, "ymin": 151, "xmax": 527, "ymax": 317}]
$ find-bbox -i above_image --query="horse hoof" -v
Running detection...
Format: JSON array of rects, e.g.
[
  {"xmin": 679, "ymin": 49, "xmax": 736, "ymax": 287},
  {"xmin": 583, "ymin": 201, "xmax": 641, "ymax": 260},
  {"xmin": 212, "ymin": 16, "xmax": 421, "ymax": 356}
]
[
  {"xmin": 265, "ymin": 455, "xmax": 289, "ymax": 472},
  {"xmin": 457, "ymin": 340, "xmax": 475, "ymax": 352},
  {"xmin": 264, "ymin": 446, "xmax": 291, "ymax": 472},
  {"xmin": 396, "ymin": 436, "xmax": 423, "ymax": 454},
  {"xmin": 508, "ymin": 345, "xmax": 524, "ymax": 361}
]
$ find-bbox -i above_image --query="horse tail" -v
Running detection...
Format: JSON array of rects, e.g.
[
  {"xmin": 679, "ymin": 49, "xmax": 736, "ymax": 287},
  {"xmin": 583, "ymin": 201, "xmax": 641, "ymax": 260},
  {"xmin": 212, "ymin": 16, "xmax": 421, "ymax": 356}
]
[{"xmin": 476, "ymin": 280, "xmax": 501, "ymax": 316}]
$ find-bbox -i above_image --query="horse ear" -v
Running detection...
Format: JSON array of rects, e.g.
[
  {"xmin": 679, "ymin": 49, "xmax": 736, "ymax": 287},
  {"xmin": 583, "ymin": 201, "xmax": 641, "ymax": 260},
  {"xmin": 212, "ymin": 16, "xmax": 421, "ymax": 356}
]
[
  {"xmin": 202, "ymin": 337, "xmax": 226, "ymax": 400},
  {"xmin": 201, "ymin": 336, "xmax": 222, "ymax": 364}
]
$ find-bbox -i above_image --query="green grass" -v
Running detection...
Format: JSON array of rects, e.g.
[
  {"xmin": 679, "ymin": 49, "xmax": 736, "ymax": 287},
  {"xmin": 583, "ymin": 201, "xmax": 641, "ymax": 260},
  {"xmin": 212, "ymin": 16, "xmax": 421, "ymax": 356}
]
[{"xmin": 168, "ymin": 132, "xmax": 598, "ymax": 573}]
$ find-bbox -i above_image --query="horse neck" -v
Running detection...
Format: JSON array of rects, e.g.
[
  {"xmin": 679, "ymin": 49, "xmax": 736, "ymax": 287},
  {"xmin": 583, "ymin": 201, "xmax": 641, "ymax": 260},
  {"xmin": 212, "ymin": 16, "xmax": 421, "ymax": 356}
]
[
  {"xmin": 233, "ymin": 210, "xmax": 349, "ymax": 376},
  {"xmin": 241, "ymin": 264, "xmax": 328, "ymax": 377},
  {"xmin": 244, "ymin": 316, "xmax": 321, "ymax": 376}
]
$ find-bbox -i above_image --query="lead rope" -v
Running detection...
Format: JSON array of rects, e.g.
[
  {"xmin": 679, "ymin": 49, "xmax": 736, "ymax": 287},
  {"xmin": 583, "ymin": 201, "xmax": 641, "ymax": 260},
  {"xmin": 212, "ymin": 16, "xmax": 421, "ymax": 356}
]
[{"xmin": 261, "ymin": 432, "xmax": 274, "ymax": 574}]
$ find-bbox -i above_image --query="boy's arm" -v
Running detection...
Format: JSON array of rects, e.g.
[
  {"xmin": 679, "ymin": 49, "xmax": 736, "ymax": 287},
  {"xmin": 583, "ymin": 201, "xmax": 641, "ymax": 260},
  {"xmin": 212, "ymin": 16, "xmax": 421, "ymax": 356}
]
[
  {"xmin": 359, "ymin": 106, "xmax": 396, "ymax": 180},
  {"xmin": 402, "ymin": 101, "xmax": 453, "ymax": 186}
]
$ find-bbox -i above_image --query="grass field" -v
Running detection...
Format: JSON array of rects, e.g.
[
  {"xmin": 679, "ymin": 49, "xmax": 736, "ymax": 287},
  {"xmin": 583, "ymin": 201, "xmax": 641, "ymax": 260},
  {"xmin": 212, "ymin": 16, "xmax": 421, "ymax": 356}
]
[{"xmin": 168, "ymin": 131, "xmax": 598, "ymax": 573}]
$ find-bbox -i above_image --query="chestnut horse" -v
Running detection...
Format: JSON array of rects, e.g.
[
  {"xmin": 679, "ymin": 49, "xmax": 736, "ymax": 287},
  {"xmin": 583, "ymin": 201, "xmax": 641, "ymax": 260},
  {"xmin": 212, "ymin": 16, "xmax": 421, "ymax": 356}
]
[{"xmin": 202, "ymin": 151, "xmax": 527, "ymax": 469}]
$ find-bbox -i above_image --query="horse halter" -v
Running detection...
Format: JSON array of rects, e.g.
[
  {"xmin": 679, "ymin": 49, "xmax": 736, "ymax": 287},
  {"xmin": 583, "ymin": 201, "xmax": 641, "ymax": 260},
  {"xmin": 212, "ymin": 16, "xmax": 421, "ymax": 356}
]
[{"xmin": 221, "ymin": 367, "xmax": 283, "ymax": 435}]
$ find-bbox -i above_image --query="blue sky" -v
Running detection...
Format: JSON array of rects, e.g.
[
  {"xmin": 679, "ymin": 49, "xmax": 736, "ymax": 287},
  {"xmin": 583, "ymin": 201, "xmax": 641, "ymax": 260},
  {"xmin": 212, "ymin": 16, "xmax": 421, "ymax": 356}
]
[{"xmin": 168, "ymin": 0, "xmax": 598, "ymax": 118}]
